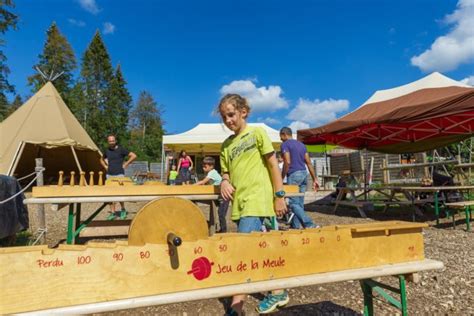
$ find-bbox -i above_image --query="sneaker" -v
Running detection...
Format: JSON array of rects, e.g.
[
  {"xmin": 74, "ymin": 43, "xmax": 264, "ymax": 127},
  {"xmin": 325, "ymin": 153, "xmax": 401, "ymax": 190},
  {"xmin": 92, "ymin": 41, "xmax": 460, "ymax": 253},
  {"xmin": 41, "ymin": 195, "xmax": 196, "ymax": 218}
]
[
  {"xmin": 256, "ymin": 291, "xmax": 289, "ymax": 314},
  {"xmin": 119, "ymin": 209, "xmax": 128, "ymax": 220},
  {"xmin": 106, "ymin": 212, "xmax": 117, "ymax": 221}
]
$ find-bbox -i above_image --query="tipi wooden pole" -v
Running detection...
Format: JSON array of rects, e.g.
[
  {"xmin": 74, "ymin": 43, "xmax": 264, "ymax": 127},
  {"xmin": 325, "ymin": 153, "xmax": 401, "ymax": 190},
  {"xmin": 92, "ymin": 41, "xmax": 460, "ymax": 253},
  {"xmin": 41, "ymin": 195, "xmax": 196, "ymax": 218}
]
[{"xmin": 35, "ymin": 158, "xmax": 46, "ymax": 244}]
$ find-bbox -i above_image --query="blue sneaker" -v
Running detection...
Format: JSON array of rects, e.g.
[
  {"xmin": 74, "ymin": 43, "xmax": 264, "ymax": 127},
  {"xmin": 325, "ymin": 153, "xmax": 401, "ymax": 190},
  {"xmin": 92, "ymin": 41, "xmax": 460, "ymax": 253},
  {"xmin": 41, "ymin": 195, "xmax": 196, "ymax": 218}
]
[{"xmin": 256, "ymin": 291, "xmax": 289, "ymax": 314}]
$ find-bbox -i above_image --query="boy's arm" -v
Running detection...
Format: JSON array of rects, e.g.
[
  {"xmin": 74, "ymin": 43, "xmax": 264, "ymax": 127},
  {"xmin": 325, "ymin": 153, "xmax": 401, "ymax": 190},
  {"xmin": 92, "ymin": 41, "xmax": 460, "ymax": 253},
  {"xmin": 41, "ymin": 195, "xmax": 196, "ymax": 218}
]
[
  {"xmin": 220, "ymin": 173, "xmax": 235, "ymax": 201},
  {"xmin": 195, "ymin": 177, "xmax": 211, "ymax": 185},
  {"xmin": 264, "ymin": 152, "xmax": 287, "ymax": 217},
  {"xmin": 177, "ymin": 159, "xmax": 181, "ymax": 172},
  {"xmin": 282, "ymin": 152, "xmax": 290, "ymax": 180}
]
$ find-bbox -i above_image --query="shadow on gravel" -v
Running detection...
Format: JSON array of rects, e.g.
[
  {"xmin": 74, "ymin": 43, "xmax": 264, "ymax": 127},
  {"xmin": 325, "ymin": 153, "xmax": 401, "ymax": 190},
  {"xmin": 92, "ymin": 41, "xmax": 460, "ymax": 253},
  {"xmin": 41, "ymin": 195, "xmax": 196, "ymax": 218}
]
[{"xmin": 274, "ymin": 300, "xmax": 360, "ymax": 315}]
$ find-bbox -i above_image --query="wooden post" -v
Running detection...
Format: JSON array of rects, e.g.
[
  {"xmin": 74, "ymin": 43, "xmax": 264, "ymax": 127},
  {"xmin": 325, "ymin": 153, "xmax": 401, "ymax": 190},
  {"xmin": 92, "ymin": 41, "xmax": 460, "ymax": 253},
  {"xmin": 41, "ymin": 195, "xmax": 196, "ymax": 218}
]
[
  {"xmin": 89, "ymin": 172, "xmax": 95, "ymax": 186},
  {"xmin": 422, "ymin": 153, "xmax": 429, "ymax": 179},
  {"xmin": 98, "ymin": 171, "xmax": 104, "ymax": 186},
  {"xmin": 70, "ymin": 171, "xmax": 75, "ymax": 186},
  {"xmin": 35, "ymin": 158, "xmax": 46, "ymax": 244},
  {"xmin": 58, "ymin": 171, "xmax": 64, "ymax": 186},
  {"xmin": 79, "ymin": 171, "xmax": 86, "ymax": 186}
]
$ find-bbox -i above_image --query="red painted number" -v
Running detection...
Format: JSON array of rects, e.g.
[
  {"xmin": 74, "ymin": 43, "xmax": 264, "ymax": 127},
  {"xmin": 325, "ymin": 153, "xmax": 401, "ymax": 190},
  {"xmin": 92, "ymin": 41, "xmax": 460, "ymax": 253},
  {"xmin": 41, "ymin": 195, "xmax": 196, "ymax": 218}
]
[
  {"xmin": 259, "ymin": 241, "xmax": 267, "ymax": 248},
  {"xmin": 337, "ymin": 235, "xmax": 341, "ymax": 242},
  {"xmin": 194, "ymin": 246, "xmax": 203, "ymax": 254},
  {"xmin": 77, "ymin": 255, "xmax": 91, "ymax": 265},
  {"xmin": 113, "ymin": 253, "xmax": 124, "ymax": 261},
  {"xmin": 280, "ymin": 239, "xmax": 288, "ymax": 247},
  {"xmin": 140, "ymin": 251, "xmax": 150, "ymax": 259},
  {"xmin": 218, "ymin": 244, "xmax": 227, "ymax": 252},
  {"xmin": 302, "ymin": 237, "xmax": 310, "ymax": 245},
  {"xmin": 320, "ymin": 237, "xmax": 325, "ymax": 243}
]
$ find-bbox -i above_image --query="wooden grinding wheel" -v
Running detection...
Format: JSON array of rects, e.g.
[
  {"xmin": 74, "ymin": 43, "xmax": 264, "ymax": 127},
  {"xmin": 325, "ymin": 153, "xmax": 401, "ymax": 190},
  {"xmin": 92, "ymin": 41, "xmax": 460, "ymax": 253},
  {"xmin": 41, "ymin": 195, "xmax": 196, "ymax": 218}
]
[{"xmin": 128, "ymin": 197, "xmax": 209, "ymax": 245}]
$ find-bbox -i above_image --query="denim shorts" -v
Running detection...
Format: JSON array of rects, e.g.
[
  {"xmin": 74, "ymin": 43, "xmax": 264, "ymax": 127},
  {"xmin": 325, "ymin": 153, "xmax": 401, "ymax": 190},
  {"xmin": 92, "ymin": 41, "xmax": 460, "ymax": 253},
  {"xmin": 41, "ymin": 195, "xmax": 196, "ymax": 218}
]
[{"xmin": 236, "ymin": 216, "xmax": 264, "ymax": 233}]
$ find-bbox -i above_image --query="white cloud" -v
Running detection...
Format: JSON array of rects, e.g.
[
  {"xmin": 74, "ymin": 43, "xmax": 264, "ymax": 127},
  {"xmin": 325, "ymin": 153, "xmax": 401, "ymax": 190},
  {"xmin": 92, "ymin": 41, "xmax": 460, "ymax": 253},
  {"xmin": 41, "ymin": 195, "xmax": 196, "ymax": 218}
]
[
  {"xmin": 461, "ymin": 75, "xmax": 474, "ymax": 86},
  {"xmin": 257, "ymin": 117, "xmax": 281, "ymax": 125},
  {"xmin": 411, "ymin": 0, "xmax": 474, "ymax": 72},
  {"xmin": 219, "ymin": 80, "xmax": 288, "ymax": 112},
  {"xmin": 77, "ymin": 0, "xmax": 100, "ymax": 15},
  {"xmin": 288, "ymin": 121, "xmax": 310, "ymax": 132},
  {"xmin": 103, "ymin": 22, "xmax": 115, "ymax": 35},
  {"xmin": 68, "ymin": 18, "xmax": 86, "ymax": 27},
  {"xmin": 286, "ymin": 98, "xmax": 350, "ymax": 127}
]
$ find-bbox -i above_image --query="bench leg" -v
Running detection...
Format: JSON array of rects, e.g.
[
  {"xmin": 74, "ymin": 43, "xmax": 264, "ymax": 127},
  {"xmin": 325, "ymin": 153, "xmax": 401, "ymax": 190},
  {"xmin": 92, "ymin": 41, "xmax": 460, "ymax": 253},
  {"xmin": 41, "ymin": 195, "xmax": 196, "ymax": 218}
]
[
  {"xmin": 360, "ymin": 280, "xmax": 374, "ymax": 316},
  {"xmin": 466, "ymin": 206, "xmax": 472, "ymax": 231},
  {"xmin": 360, "ymin": 275, "xmax": 408, "ymax": 316},
  {"xmin": 66, "ymin": 203, "xmax": 75, "ymax": 245}
]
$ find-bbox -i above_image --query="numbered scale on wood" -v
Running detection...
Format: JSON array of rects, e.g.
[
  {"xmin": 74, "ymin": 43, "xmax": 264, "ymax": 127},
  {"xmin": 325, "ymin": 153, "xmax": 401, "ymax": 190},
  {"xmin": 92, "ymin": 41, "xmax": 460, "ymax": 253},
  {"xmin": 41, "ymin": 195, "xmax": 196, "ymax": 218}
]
[{"xmin": 1, "ymin": 197, "xmax": 429, "ymax": 314}]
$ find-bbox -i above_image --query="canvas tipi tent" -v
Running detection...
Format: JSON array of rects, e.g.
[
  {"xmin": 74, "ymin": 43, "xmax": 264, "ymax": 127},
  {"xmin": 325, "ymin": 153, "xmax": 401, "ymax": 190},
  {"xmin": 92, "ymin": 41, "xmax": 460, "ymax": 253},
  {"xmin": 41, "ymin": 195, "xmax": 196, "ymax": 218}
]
[{"xmin": 0, "ymin": 82, "xmax": 102, "ymax": 182}]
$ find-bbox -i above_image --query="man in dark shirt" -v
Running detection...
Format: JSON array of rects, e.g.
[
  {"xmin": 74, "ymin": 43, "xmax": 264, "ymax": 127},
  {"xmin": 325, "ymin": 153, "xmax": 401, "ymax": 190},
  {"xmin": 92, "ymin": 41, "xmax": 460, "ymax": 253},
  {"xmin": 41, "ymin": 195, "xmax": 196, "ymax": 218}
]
[
  {"xmin": 280, "ymin": 127, "xmax": 319, "ymax": 229},
  {"xmin": 100, "ymin": 134, "xmax": 137, "ymax": 220}
]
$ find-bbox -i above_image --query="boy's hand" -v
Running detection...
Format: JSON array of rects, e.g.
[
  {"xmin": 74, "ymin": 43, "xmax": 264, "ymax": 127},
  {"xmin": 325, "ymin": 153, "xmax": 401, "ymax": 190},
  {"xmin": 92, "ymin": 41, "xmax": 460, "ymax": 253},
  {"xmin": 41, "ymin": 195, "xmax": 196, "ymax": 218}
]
[
  {"xmin": 220, "ymin": 180, "xmax": 235, "ymax": 201},
  {"xmin": 313, "ymin": 180, "xmax": 319, "ymax": 192},
  {"xmin": 274, "ymin": 197, "xmax": 287, "ymax": 217}
]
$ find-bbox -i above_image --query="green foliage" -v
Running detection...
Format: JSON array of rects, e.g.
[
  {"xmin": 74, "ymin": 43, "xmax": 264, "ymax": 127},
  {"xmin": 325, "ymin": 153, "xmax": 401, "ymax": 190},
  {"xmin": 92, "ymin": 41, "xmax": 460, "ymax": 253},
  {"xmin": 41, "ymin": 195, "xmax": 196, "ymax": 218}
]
[
  {"xmin": 129, "ymin": 91, "xmax": 165, "ymax": 161},
  {"xmin": 6, "ymin": 93, "xmax": 21, "ymax": 116},
  {"xmin": 105, "ymin": 64, "xmax": 132, "ymax": 143},
  {"xmin": 79, "ymin": 30, "xmax": 115, "ymax": 145},
  {"xmin": 0, "ymin": 0, "xmax": 18, "ymax": 96},
  {"xmin": 27, "ymin": 22, "xmax": 77, "ymax": 98},
  {"xmin": 0, "ymin": 91, "xmax": 8, "ymax": 121}
]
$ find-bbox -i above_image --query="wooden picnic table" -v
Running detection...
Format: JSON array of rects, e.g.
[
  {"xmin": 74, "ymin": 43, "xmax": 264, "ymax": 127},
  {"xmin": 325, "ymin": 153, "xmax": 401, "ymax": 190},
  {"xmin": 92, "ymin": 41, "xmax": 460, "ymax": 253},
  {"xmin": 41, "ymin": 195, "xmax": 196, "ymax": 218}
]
[
  {"xmin": 333, "ymin": 185, "xmax": 474, "ymax": 228},
  {"xmin": 443, "ymin": 200, "xmax": 473, "ymax": 231}
]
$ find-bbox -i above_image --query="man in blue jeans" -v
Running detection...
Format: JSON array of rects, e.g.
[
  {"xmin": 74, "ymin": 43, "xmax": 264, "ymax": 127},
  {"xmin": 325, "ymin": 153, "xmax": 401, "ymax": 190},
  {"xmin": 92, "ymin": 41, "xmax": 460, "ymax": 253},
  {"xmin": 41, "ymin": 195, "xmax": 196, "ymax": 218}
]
[{"xmin": 280, "ymin": 127, "xmax": 319, "ymax": 229}]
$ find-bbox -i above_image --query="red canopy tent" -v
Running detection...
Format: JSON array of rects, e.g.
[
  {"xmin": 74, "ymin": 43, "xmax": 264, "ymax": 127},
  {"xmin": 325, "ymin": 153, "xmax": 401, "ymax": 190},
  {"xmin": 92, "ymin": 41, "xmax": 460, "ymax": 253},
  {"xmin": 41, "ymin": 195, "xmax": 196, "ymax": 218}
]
[{"xmin": 298, "ymin": 73, "xmax": 474, "ymax": 154}]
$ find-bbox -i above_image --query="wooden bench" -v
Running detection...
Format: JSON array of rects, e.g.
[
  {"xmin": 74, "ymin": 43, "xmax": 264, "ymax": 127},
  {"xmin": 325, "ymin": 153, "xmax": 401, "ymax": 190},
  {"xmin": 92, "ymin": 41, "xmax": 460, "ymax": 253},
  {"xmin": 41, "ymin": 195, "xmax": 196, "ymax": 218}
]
[{"xmin": 444, "ymin": 201, "xmax": 473, "ymax": 231}]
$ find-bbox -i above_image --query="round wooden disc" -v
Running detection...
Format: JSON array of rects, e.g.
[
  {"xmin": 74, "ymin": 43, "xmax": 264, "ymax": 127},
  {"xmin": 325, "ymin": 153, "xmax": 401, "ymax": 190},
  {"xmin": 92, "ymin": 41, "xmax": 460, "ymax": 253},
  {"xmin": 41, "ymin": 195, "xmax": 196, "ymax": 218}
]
[{"xmin": 128, "ymin": 197, "xmax": 209, "ymax": 245}]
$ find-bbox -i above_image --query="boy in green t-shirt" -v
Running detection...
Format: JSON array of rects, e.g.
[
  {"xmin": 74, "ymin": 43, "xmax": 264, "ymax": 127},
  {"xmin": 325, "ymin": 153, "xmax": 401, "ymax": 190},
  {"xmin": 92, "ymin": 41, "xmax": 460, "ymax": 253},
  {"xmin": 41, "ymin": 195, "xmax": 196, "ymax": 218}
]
[
  {"xmin": 218, "ymin": 94, "xmax": 288, "ymax": 315},
  {"xmin": 168, "ymin": 165, "xmax": 178, "ymax": 185}
]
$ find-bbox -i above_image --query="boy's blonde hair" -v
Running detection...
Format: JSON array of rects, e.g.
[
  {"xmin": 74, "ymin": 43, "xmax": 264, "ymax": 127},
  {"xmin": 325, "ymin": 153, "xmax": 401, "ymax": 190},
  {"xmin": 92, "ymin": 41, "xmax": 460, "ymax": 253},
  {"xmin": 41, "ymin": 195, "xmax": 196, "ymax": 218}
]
[{"xmin": 217, "ymin": 94, "xmax": 251, "ymax": 116}]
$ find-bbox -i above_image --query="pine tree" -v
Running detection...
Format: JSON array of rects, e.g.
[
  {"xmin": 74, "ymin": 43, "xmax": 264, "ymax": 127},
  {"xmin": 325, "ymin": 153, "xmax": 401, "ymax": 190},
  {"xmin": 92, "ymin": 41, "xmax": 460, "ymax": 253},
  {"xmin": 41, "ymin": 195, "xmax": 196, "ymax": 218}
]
[
  {"xmin": 0, "ymin": 0, "xmax": 19, "ymax": 104},
  {"xmin": 105, "ymin": 64, "xmax": 132, "ymax": 143},
  {"xmin": 130, "ymin": 91, "xmax": 165, "ymax": 161},
  {"xmin": 7, "ymin": 93, "xmax": 22, "ymax": 115},
  {"xmin": 27, "ymin": 22, "xmax": 77, "ymax": 97},
  {"xmin": 0, "ymin": 92, "xmax": 8, "ymax": 121},
  {"xmin": 80, "ymin": 30, "xmax": 114, "ymax": 145}
]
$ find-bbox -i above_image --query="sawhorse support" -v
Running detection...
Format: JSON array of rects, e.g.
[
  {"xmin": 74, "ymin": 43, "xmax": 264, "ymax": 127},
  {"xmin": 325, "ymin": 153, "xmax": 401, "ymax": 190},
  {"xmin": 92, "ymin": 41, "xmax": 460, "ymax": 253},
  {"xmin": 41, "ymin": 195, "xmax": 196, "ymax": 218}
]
[{"xmin": 360, "ymin": 275, "xmax": 408, "ymax": 316}]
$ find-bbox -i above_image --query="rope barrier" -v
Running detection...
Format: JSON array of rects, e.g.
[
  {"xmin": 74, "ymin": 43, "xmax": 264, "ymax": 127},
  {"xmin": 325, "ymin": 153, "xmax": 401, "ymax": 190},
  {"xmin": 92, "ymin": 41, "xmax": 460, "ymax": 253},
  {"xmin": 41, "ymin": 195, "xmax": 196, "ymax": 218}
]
[
  {"xmin": 31, "ymin": 228, "xmax": 48, "ymax": 246},
  {"xmin": 0, "ymin": 168, "xmax": 45, "ymax": 205}
]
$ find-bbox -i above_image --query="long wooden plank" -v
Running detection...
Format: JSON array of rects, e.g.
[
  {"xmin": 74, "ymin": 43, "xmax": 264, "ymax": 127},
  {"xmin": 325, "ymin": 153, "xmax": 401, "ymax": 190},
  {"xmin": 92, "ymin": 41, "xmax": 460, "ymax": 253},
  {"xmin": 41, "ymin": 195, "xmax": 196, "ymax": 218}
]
[
  {"xmin": 21, "ymin": 259, "xmax": 443, "ymax": 315},
  {"xmin": 32, "ymin": 185, "xmax": 300, "ymax": 198},
  {"xmin": 1, "ymin": 221, "xmax": 427, "ymax": 314}
]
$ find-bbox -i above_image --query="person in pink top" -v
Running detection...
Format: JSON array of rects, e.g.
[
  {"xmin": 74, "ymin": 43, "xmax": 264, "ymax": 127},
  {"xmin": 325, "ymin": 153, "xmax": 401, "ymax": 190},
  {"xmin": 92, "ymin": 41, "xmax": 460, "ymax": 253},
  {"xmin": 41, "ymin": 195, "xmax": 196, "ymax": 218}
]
[{"xmin": 177, "ymin": 150, "xmax": 193, "ymax": 184}]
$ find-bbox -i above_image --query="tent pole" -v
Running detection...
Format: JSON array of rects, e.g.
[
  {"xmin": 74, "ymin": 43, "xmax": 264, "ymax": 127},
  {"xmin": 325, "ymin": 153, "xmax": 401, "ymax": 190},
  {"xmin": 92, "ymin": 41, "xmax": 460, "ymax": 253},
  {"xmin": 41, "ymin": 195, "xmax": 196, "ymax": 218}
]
[
  {"xmin": 70, "ymin": 146, "xmax": 83, "ymax": 173},
  {"xmin": 364, "ymin": 148, "xmax": 368, "ymax": 201},
  {"xmin": 35, "ymin": 158, "xmax": 46, "ymax": 244},
  {"xmin": 8, "ymin": 141, "xmax": 26, "ymax": 176},
  {"xmin": 161, "ymin": 144, "xmax": 165, "ymax": 183}
]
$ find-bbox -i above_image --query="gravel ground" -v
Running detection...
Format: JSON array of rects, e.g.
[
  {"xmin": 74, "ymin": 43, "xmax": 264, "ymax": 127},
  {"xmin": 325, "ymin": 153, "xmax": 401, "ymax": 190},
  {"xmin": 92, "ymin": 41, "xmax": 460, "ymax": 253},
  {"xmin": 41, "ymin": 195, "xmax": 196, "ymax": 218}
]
[{"xmin": 23, "ymin": 191, "xmax": 473, "ymax": 315}]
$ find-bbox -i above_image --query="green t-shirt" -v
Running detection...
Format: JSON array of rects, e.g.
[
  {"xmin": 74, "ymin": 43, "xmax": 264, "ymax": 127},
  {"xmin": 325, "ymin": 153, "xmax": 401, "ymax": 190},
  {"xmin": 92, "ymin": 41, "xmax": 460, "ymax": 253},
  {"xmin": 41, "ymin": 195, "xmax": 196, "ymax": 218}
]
[
  {"xmin": 220, "ymin": 126, "xmax": 275, "ymax": 220},
  {"xmin": 169, "ymin": 170, "xmax": 178, "ymax": 180}
]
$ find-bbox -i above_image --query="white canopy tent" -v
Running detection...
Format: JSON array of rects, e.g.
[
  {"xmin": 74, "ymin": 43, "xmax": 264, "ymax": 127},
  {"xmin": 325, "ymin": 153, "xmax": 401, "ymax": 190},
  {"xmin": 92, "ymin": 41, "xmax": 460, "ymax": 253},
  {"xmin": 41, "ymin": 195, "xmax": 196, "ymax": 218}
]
[{"xmin": 161, "ymin": 123, "xmax": 283, "ymax": 178}]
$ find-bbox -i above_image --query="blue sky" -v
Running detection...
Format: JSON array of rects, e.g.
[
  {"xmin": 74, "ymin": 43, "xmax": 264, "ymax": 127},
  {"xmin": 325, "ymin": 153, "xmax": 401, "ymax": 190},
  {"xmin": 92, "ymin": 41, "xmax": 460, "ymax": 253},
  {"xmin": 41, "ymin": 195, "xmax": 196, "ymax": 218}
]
[{"xmin": 4, "ymin": 0, "xmax": 474, "ymax": 134}]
